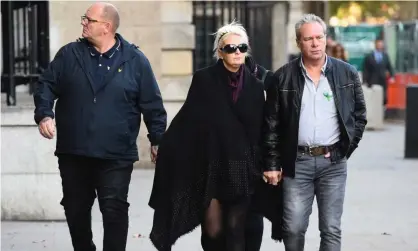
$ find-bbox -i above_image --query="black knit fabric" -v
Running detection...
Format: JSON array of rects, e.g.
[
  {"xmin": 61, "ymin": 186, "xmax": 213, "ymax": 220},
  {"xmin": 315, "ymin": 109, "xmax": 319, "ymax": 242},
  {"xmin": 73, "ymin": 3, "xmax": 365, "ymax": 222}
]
[{"xmin": 148, "ymin": 61, "xmax": 270, "ymax": 251}]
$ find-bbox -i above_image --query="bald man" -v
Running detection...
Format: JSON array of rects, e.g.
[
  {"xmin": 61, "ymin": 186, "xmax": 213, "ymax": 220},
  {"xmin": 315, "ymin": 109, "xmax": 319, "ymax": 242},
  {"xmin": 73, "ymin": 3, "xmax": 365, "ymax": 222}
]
[{"xmin": 33, "ymin": 2, "xmax": 167, "ymax": 251}]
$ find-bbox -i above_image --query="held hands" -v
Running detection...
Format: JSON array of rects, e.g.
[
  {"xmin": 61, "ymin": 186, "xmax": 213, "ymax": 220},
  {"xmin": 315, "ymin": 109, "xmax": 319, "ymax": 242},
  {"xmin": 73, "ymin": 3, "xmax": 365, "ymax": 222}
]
[
  {"xmin": 150, "ymin": 145, "xmax": 159, "ymax": 163},
  {"xmin": 38, "ymin": 117, "xmax": 55, "ymax": 139},
  {"xmin": 263, "ymin": 169, "xmax": 283, "ymax": 186}
]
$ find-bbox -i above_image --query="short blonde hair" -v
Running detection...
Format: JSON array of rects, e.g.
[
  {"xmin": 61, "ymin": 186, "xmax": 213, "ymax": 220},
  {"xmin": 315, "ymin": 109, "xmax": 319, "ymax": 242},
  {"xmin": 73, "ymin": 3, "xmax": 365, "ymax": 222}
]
[{"xmin": 212, "ymin": 20, "xmax": 250, "ymax": 60}]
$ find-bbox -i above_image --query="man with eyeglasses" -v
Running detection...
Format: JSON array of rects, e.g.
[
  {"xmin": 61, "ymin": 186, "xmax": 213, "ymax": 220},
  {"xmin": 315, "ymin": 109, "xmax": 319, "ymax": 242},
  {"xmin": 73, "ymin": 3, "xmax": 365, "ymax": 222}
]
[{"xmin": 33, "ymin": 2, "xmax": 166, "ymax": 251}]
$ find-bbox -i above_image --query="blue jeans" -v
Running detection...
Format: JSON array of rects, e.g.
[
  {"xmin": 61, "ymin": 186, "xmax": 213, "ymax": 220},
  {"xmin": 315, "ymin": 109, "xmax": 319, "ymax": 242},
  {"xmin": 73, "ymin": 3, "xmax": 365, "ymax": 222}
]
[{"xmin": 282, "ymin": 152, "xmax": 347, "ymax": 251}]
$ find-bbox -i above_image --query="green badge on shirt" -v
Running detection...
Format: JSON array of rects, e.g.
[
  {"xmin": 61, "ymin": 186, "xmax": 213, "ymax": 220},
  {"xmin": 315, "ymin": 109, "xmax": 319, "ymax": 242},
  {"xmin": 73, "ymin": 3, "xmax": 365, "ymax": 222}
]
[{"xmin": 323, "ymin": 90, "xmax": 333, "ymax": 101}]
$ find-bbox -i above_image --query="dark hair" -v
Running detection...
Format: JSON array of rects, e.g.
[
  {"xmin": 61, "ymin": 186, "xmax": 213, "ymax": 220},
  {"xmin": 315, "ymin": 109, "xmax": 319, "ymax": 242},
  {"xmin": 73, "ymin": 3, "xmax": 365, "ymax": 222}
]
[{"xmin": 332, "ymin": 43, "xmax": 347, "ymax": 62}]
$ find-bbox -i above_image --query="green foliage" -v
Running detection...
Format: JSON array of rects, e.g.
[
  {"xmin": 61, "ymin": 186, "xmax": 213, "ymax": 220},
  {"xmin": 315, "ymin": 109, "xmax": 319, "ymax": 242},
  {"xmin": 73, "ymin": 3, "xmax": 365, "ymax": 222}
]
[{"xmin": 329, "ymin": 1, "xmax": 398, "ymax": 19}]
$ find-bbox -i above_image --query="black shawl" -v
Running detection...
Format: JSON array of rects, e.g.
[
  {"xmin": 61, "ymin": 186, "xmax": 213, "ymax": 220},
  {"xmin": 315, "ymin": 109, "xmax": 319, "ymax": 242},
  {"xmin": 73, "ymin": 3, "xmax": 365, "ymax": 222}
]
[{"xmin": 149, "ymin": 61, "xmax": 282, "ymax": 251}]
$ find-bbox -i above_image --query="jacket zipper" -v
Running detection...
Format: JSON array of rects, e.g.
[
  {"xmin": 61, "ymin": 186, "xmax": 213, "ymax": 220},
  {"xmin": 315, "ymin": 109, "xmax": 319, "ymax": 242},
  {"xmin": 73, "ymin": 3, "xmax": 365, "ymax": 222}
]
[{"xmin": 327, "ymin": 70, "xmax": 350, "ymax": 157}]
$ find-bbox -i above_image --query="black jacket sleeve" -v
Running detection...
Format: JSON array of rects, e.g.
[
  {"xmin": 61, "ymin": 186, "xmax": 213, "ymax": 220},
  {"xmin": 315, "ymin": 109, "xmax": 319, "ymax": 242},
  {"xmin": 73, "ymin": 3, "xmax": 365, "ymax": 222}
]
[
  {"xmin": 263, "ymin": 70, "xmax": 282, "ymax": 171},
  {"xmin": 346, "ymin": 67, "xmax": 367, "ymax": 159},
  {"xmin": 33, "ymin": 46, "xmax": 66, "ymax": 124},
  {"xmin": 262, "ymin": 70, "xmax": 275, "ymax": 91},
  {"xmin": 136, "ymin": 51, "xmax": 167, "ymax": 146},
  {"xmin": 244, "ymin": 56, "xmax": 272, "ymax": 91}
]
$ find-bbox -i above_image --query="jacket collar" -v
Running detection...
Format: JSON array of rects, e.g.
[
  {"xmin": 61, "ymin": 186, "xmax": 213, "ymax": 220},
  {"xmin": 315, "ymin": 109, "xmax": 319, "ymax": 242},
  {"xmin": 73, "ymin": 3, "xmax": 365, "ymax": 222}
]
[
  {"xmin": 72, "ymin": 33, "xmax": 137, "ymax": 94},
  {"xmin": 74, "ymin": 33, "xmax": 136, "ymax": 63},
  {"xmin": 297, "ymin": 54, "xmax": 333, "ymax": 74},
  {"xmin": 88, "ymin": 36, "xmax": 121, "ymax": 59},
  {"xmin": 115, "ymin": 33, "xmax": 137, "ymax": 62}
]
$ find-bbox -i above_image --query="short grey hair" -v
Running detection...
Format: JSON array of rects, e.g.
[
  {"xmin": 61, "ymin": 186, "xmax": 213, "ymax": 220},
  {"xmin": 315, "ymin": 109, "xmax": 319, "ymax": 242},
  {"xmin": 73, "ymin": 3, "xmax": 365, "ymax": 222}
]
[
  {"xmin": 101, "ymin": 3, "xmax": 120, "ymax": 32},
  {"xmin": 295, "ymin": 14, "xmax": 327, "ymax": 41},
  {"xmin": 212, "ymin": 20, "xmax": 250, "ymax": 60}
]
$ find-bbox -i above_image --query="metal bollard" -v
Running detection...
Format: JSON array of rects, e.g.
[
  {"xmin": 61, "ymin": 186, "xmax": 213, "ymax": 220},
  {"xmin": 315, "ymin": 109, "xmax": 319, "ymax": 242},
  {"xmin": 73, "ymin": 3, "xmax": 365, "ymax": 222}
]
[{"xmin": 405, "ymin": 84, "xmax": 418, "ymax": 159}]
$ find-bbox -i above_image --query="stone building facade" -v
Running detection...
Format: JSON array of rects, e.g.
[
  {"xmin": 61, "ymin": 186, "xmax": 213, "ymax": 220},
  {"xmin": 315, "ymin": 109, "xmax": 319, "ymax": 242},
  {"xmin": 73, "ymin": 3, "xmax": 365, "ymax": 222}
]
[
  {"xmin": 1, "ymin": 0, "xmax": 294, "ymax": 221},
  {"xmin": 49, "ymin": 1, "xmax": 195, "ymax": 102}
]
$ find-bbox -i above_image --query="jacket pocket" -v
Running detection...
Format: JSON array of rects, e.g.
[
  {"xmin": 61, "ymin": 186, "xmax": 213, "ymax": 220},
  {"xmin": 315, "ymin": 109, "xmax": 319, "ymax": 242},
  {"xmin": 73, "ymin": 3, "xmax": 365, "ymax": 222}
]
[
  {"xmin": 296, "ymin": 151, "xmax": 308, "ymax": 162},
  {"xmin": 278, "ymin": 89, "xmax": 298, "ymax": 114},
  {"xmin": 123, "ymin": 87, "xmax": 138, "ymax": 103},
  {"xmin": 339, "ymin": 82, "xmax": 355, "ymax": 112},
  {"xmin": 96, "ymin": 120, "xmax": 131, "ymax": 155}
]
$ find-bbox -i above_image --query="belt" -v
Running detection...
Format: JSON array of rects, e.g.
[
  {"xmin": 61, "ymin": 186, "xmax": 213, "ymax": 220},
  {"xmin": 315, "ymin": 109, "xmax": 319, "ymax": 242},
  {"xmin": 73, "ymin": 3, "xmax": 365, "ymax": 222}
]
[{"xmin": 297, "ymin": 142, "xmax": 339, "ymax": 157}]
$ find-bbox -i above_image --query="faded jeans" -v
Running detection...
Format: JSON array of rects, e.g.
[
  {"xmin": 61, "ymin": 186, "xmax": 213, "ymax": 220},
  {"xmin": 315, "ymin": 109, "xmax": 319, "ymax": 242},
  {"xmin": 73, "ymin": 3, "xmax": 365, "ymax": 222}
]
[{"xmin": 282, "ymin": 152, "xmax": 347, "ymax": 251}]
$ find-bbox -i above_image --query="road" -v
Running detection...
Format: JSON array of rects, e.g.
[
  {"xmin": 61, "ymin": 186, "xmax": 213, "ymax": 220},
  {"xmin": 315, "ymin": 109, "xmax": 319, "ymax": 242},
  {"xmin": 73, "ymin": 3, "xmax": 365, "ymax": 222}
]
[{"xmin": 2, "ymin": 123, "xmax": 418, "ymax": 251}]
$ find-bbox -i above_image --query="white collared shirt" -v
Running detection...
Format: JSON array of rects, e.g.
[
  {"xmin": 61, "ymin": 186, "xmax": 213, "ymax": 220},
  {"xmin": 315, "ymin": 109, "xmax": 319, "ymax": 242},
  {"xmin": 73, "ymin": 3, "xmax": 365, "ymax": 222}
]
[{"xmin": 298, "ymin": 56, "xmax": 340, "ymax": 146}]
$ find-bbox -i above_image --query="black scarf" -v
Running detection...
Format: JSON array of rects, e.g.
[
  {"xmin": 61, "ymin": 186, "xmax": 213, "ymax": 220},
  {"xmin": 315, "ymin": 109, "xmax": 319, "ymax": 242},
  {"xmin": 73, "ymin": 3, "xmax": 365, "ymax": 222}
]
[{"xmin": 222, "ymin": 60, "xmax": 244, "ymax": 103}]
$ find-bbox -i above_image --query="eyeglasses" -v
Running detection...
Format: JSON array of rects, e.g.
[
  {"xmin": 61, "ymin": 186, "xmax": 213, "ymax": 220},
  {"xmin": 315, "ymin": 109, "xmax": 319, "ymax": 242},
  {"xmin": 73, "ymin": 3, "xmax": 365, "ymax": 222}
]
[
  {"xmin": 81, "ymin": 15, "xmax": 107, "ymax": 24},
  {"xmin": 220, "ymin": 43, "xmax": 248, "ymax": 54}
]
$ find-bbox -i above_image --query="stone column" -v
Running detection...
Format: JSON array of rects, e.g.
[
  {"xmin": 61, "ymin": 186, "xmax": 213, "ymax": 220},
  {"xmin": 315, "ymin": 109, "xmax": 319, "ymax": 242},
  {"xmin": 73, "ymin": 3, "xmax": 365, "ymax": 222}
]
[
  {"xmin": 133, "ymin": 1, "xmax": 195, "ymax": 167},
  {"xmin": 159, "ymin": 1, "xmax": 194, "ymax": 102},
  {"xmin": 49, "ymin": 1, "xmax": 92, "ymax": 60},
  {"xmin": 49, "ymin": 1, "xmax": 163, "ymax": 76},
  {"xmin": 287, "ymin": 1, "xmax": 304, "ymax": 56},
  {"xmin": 1, "ymin": 109, "xmax": 65, "ymax": 220},
  {"xmin": 272, "ymin": 2, "xmax": 289, "ymax": 70}
]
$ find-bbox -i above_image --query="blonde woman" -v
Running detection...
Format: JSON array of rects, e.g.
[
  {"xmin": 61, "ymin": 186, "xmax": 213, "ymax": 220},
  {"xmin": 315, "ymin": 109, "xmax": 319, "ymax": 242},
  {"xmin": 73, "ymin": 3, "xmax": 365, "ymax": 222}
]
[{"xmin": 148, "ymin": 21, "xmax": 282, "ymax": 251}]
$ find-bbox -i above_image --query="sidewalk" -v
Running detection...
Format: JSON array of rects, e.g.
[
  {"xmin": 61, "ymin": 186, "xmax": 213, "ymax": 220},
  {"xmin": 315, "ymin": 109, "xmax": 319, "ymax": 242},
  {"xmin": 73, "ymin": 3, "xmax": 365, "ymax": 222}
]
[{"xmin": 2, "ymin": 123, "xmax": 418, "ymax": 251}]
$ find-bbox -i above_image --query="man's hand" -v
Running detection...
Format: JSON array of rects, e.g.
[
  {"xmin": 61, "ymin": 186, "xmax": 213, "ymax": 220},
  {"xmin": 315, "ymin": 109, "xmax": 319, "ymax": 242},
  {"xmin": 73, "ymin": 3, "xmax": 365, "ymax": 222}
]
[
  {"xmin": 150, "ymin": 145, "xmax": 159, "ymax": 163},
  {"xmin": 38, "ymin": 117, "xmax": 55, "ymax": 139},
  {"xmin": 263, "ymin": 169, "xmax": 283, "ymax": 186}
]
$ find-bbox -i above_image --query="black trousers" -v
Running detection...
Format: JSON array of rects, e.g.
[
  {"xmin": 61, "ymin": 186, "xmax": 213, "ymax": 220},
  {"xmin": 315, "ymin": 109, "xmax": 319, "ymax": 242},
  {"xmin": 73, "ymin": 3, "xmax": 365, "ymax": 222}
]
[
  {"xmin": 244, "ymin": 211, "xmax": 264, "ymax": 251},
  {"xmin": 58, "ymin": 154, "xmax": 134, "ymax": 251}
]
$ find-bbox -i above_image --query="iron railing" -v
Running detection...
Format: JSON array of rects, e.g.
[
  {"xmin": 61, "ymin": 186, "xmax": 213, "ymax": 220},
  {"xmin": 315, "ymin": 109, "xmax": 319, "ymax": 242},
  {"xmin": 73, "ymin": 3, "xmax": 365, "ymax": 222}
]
[
  {"xmin": 192, "ymin": 1, "xmax": 275, "ymax": 72},
  {"xmin": 1, "ymin": 1, "xmax": 50, "ymax": 106},
  {"xmin": 393, "ymin": 20, "xmax": 418, "ymax": 73}
]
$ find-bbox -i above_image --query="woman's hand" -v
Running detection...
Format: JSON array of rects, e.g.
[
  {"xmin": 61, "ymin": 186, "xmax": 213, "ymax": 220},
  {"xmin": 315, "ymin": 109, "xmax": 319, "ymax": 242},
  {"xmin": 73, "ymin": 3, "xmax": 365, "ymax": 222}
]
[{"xmin": 263, "ymin": 169, "xmax": 283, "ymax": 186}]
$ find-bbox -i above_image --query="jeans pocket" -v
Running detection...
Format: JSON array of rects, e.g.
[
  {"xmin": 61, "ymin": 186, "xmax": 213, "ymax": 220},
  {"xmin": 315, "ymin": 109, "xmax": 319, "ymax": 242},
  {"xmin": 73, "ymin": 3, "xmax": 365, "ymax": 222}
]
[
  {"xmin": 296, "ymin": 152, "xmax": 306, "ymax": 162},
  {"xmin": 337, "ymin": 157, "xmax": 347, "ymax": 164}
]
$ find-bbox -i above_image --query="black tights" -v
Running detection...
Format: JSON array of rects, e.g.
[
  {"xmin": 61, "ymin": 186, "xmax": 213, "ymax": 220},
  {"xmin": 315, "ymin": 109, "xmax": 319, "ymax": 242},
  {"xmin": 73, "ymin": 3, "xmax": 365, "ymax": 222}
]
[{"xmin": 201, "ymin": 198, "xmax": 250, "ymax": 251}]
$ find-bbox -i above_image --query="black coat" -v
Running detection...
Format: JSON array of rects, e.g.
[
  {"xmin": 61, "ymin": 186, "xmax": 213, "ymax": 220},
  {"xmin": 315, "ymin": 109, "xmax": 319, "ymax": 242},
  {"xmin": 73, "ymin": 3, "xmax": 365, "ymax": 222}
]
[
  {"xmin": 33, "ymin": 34, "xmax": 167, "ymax": 160},
  {"xmin": 363, "ymin": 51, "xmax": 394, "ymax": 88},
  {"xmin": 362, "ymin": 51, "xmax": 394, "ymax": 104},
  {"xmin": 148, "ymin": 60, "xmax": 283, "ymax": 251}
]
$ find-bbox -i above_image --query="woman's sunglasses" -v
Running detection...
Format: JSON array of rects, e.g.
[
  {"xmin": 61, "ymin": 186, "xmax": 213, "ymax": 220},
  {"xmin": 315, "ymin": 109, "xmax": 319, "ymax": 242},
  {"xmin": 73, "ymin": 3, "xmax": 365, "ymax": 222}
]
[{"xmin": 220, "ymin": 43, "xmax": 248, "ymax": 54}]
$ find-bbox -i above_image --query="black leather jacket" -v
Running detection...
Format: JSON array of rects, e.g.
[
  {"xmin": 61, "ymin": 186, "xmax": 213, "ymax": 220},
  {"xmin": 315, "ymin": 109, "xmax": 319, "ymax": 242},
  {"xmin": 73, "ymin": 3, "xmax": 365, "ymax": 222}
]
[{"xmin": 263, "ymin": 57, "xmax": 367, "ymax": 178}]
